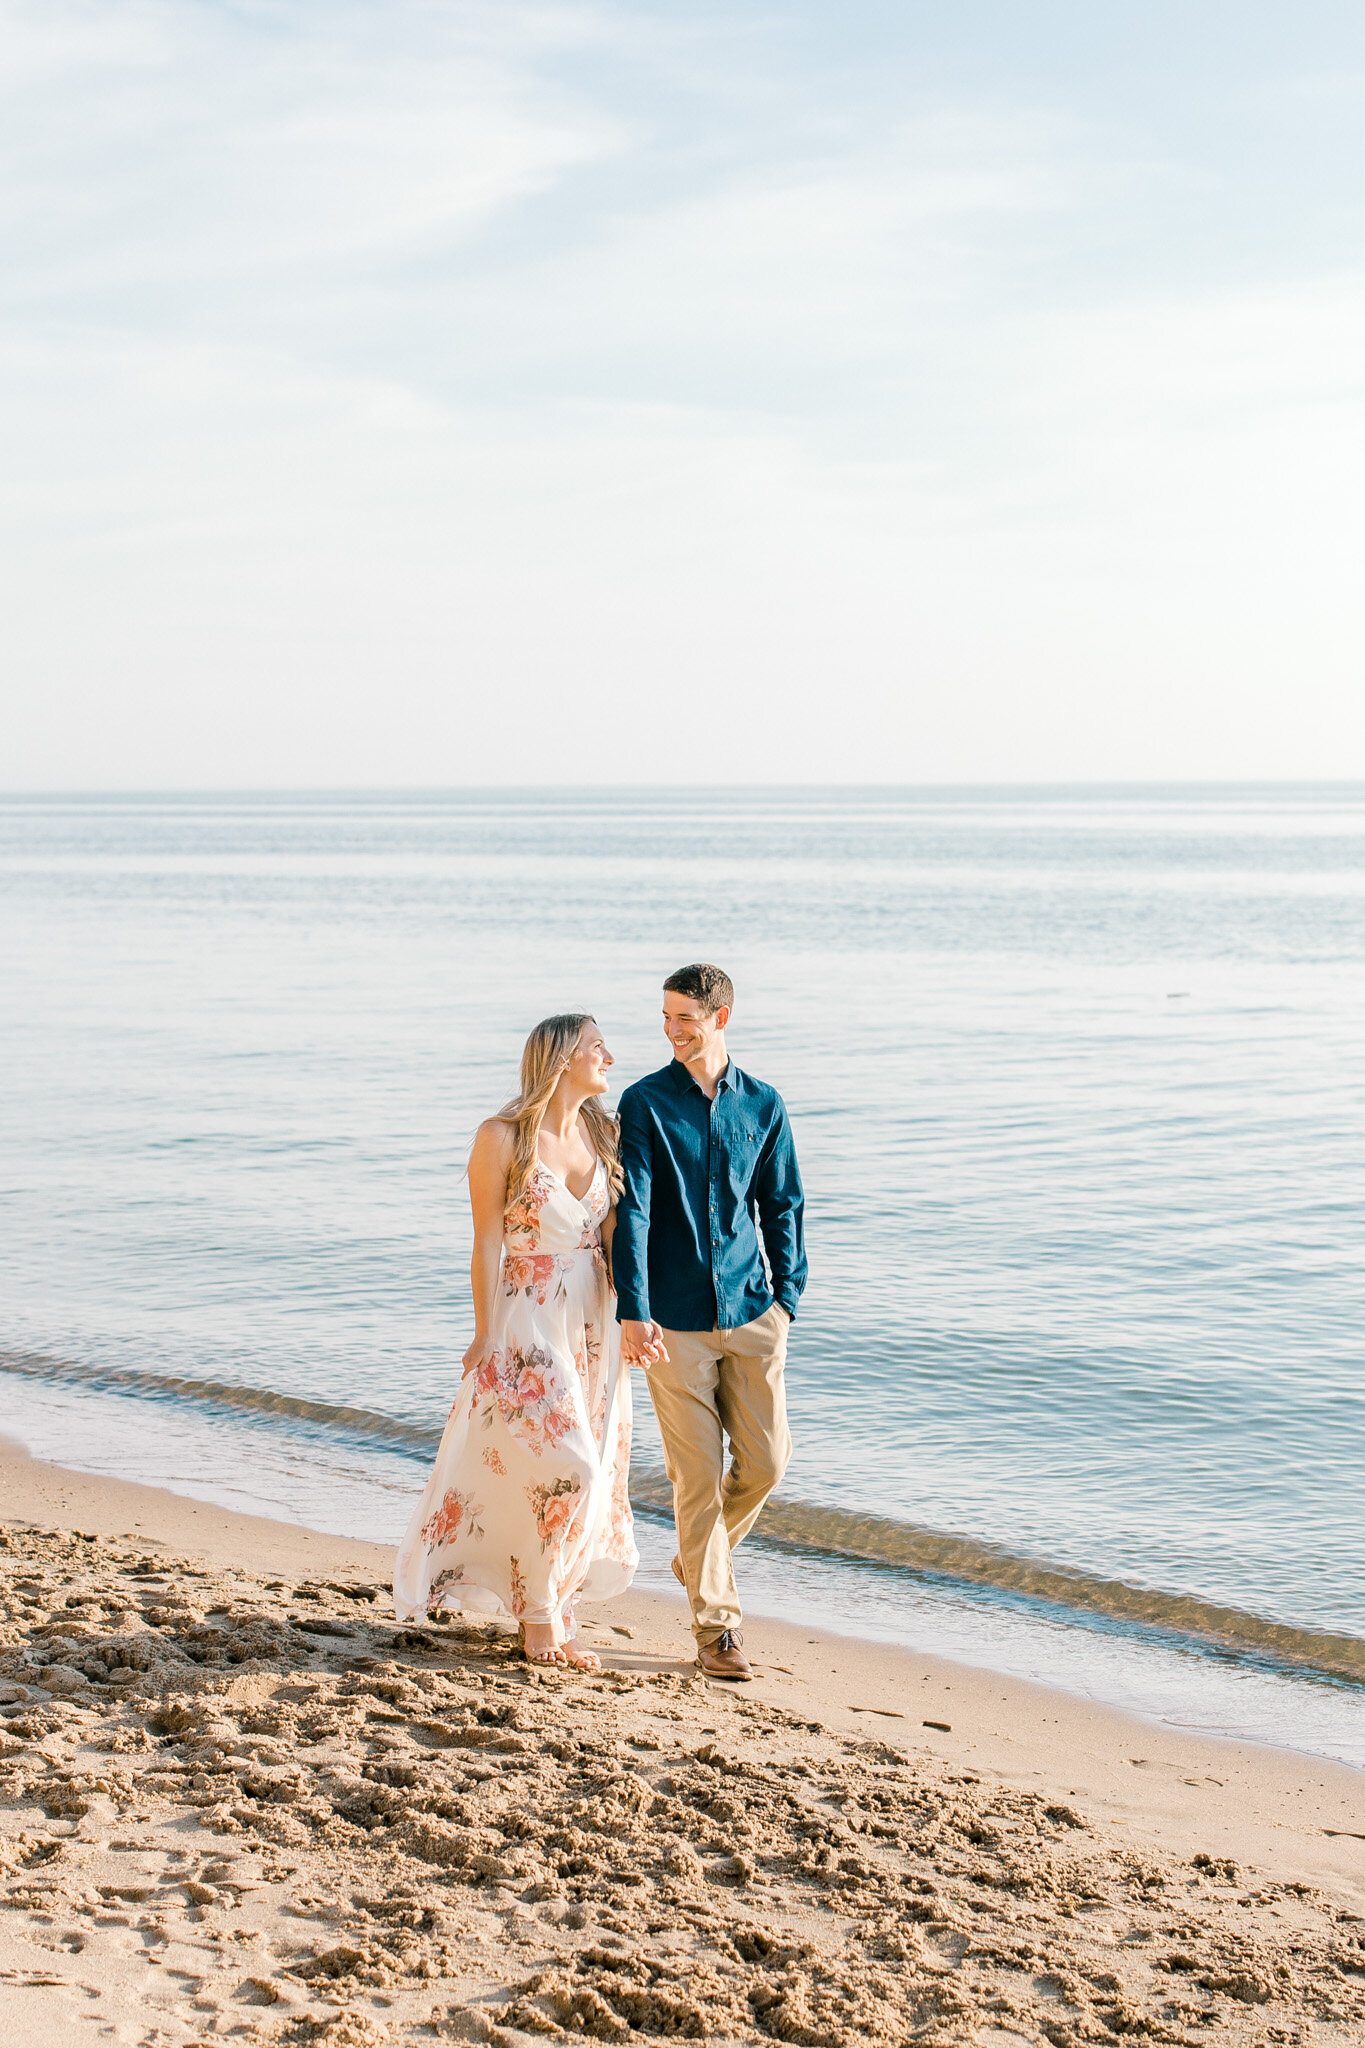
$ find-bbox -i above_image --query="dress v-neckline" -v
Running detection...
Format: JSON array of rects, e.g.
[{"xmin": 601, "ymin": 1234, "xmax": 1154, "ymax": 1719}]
[{"xmin": 537, "ymin": 1156, "xmax": 600, "ymax": 1206}]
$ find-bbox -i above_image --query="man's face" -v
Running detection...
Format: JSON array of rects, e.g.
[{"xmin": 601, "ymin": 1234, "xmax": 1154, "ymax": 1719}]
[{"xmin": 663, "ymin": 993, "xmax": 730, "ymax": 1062}]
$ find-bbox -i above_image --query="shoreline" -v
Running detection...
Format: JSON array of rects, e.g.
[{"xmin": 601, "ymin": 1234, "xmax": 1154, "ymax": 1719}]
[
  {"xmin": 4, "ymin": 1444, "xmax": 1363, "ymax": 1865},
  {"xmin": 7, "ymin": 1371, "xmax": 1363, "ymax": 1775},
  {"xmin": 3, "ymin": 1442, "xmax": 1364, "ymax": 2046}
]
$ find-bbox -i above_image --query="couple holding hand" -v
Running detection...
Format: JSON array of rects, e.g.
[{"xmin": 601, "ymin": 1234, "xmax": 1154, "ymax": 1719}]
[{"xmin": 393, "ymin": 963, "xmax": 807, "ymax": 1682}]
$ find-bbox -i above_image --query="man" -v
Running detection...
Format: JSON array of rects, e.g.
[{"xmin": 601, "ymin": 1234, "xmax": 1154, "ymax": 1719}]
[{"xmin": 614, "ymin": 964, "xmax": 807, "ymax": 1680}]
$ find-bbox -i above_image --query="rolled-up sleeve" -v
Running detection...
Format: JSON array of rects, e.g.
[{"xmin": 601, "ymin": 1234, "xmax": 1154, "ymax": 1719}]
[
  {"xmin": 613, "ymin": 1090, "xmax": 653, "ymax": 1324},
  {"xmin": 754, "ymin": 1098, "xmax": 807, "ymax": 1320}
]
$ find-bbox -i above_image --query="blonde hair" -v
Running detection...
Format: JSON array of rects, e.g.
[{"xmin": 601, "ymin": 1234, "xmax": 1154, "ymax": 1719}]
[{"xmin": 497, "ymin": 1013, "xmax": 622, "ymax": 1205}]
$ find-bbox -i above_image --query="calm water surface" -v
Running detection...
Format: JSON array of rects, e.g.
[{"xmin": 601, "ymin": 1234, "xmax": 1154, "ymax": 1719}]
[{"xmin": 2, "ymin": 789, "xmax": 1362, "ymax": 1758}]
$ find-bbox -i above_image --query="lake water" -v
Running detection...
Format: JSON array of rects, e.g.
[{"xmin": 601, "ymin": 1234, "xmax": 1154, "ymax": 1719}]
[{"xmin": 2, "ymin": 787, "xmax": 1362, "ymax": 1763}]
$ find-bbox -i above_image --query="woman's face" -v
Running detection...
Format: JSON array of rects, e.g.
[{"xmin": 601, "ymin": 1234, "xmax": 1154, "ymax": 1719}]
[{"xmin": 568, "ymin": 1023, "xmax": 614, "ymax": 1096}]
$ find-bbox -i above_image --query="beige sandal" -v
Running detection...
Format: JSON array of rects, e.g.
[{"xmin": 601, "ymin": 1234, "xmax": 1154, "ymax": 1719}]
[
  {"xmin": 558, "ymin": 1608, "xmax": 601, "ymax": 1672},
  {"xmin": 518, "ymin": 1621, "xmax": 566, "ymax": 1667}
]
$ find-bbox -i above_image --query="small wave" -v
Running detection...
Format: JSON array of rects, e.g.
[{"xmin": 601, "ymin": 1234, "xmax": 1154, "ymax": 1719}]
[
  {"xmin": 0, "ymin": 1348, "xmax": 443, "ymax": 1456},
  {"xmin": 5, "ymin": 1347, "xmax": 1362, "ymax": 1688},
  {"xmin": 626, "ymin": 1473, "xmax": 1365, "ymax": 1688}
]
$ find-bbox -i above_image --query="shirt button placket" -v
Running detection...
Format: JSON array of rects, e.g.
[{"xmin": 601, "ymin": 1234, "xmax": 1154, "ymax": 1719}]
[{"xmin": 710, "ymin": 1095, "xmax": 721, "ymax": 1322}]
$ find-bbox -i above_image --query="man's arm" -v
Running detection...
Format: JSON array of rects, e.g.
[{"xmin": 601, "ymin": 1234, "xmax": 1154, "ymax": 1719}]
[
  {"xmin": 613, "ymin": 1093, "xmax": 668, "ymax": 1364},
  {"xmin": 613, "ymin": 1091, "xmax": 652, "ymax": 1323},
  {"xmin": 754, "ymin": 1096, "xmax": 807, "ymax": 1320}
]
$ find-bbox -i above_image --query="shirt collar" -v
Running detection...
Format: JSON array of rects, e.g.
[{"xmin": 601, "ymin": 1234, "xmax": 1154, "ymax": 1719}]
[{"xmin": 666, "ymin": 1057, "xmax": 736, "ymax": 1095}]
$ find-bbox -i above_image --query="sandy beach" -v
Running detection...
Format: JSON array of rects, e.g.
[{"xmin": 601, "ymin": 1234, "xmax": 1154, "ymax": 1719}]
[{"xmin": 2, "ymin": 1441, "xmax": 1363, "ymax": 2047}]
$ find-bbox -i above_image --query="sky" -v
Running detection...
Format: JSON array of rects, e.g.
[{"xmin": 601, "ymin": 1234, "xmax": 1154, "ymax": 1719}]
[{"xmin": 3, "ymin": 0, "xmax": 1365, "ymax": 788}]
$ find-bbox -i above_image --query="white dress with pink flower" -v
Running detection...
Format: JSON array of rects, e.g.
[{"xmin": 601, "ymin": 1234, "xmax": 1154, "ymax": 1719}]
[{"xmin": 393, "ymin": 1157, "xmax": 637, "ymax": 1627}]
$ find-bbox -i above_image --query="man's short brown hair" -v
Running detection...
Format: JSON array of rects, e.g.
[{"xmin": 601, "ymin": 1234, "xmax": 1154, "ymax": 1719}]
[{"xmin": 662, "ymin": 963, "xmax": 734, "ymax": 1015}]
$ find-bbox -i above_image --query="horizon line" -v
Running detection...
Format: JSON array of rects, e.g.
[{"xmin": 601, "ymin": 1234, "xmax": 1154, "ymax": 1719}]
[{"xmin": 4, "ymin": 778, "xmax": 1365, "ymax": 802}]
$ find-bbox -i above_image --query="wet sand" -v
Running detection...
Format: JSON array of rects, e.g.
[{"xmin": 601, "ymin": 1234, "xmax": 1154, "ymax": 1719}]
[{"xmin": 2, "ymin": 1441, "xmax": 1363, "ymax": 2046}]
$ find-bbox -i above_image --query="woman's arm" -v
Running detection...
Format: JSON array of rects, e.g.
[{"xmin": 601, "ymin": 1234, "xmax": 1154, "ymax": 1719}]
[
  {"xmin": 462, "ymin": 1119, "xmax": 512, "ymax": 1376},
  {"xmin": 600, "ymin": 1203, "xmax": 616, "ymax": 1290}
]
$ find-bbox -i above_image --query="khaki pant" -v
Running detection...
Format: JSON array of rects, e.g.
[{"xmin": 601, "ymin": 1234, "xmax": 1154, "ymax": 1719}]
[{"xmin": 646, "ymin": 1303, "xmax": 791, "ymax": 1645}]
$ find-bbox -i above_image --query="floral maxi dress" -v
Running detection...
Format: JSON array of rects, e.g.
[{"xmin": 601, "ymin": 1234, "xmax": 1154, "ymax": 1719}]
[{"xmin": 393, "ymin": 1158, "xmax": 637, "ymax": 1627}]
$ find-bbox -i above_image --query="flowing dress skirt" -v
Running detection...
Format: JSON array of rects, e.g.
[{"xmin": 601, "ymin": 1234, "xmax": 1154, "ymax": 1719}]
[{"xmin": 393, "ymin": 1161, "xmax": 636, "ymax": 1624}]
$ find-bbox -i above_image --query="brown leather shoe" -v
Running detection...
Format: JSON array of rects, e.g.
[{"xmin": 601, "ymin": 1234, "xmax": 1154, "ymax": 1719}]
[{"xmin": 696, "ymin": 1630, "xmax": 753, "ymax": 1681}]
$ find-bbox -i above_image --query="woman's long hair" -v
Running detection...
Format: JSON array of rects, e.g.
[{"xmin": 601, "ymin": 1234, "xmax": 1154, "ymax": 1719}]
[{"xmin": 496, "ymin": 1013, "xmax": 623, "ymax": 1205}]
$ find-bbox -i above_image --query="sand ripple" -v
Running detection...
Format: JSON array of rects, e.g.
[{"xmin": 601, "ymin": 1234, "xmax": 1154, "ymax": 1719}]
[{"xmin": 3, "ymin": 1523, "xmax": 1364, "ymax": 2045}]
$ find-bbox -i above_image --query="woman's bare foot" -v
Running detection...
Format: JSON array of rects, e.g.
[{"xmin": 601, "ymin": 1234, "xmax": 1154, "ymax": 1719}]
[
  {"xmin": 519, "ymin": 1620, "xmax": 565, "ymax": 1666},
  {"xmin": 559, "ymin": 1609, "xmax": 601, "ymax": 1672}
]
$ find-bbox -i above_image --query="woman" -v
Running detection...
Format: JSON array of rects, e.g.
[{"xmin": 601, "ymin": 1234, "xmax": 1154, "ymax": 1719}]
[{"xmin": 394, "ymin": 1014, "xmax": 637, "ymax": 1667}]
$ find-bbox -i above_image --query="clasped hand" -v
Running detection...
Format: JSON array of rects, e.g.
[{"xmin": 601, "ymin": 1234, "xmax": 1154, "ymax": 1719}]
[{"xmin": 619, "ymin": 1319, "xmax": 669, "ymax": 1369}]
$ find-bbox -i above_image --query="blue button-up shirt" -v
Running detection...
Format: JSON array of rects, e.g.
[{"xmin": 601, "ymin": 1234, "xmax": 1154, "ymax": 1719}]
[{"xmin": 613, "ymin": 1058, "xmax": 807, "ymax": 1333}]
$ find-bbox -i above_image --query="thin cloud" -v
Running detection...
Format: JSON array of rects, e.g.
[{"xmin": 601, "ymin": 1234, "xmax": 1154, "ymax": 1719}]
[{"xmin": 2, "ymin": 0, "xmax": 1364, "ymax": 786}]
